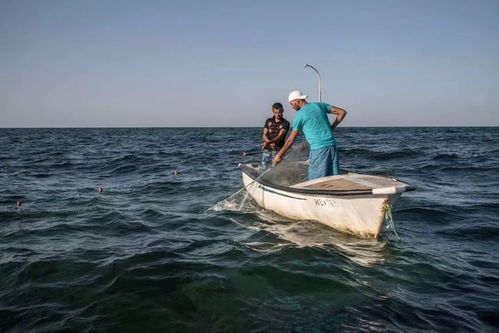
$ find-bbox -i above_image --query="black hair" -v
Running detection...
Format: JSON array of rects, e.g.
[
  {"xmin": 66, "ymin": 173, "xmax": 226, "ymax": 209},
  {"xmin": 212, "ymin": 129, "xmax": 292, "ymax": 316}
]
[{"xmin": 272, "ymin": 102, "xmax": 283, "ymax": 111}]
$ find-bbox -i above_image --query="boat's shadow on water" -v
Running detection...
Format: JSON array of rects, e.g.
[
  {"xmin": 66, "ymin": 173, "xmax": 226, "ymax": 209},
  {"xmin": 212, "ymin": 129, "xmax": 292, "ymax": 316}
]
[{"xmin": 209, "ymin": 192, "xmax": 389, "ymax": 267}]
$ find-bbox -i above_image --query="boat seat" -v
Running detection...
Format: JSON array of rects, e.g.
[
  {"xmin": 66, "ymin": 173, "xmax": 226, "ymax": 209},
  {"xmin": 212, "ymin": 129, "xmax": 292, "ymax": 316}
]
[
  {"xmin": 301, "ymin": 178, "xmax": 372, "ymax": 191},
  {"xmin": 296, "ymin": 174, "xmax": 406, "ymax": 191}
]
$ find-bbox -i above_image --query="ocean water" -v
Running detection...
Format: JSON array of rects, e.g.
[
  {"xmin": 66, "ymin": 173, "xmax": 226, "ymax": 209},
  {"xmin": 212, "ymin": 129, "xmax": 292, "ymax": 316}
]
[{"xmin": 0, "ymin": 127, "xmax": 498, "ymax": 332}]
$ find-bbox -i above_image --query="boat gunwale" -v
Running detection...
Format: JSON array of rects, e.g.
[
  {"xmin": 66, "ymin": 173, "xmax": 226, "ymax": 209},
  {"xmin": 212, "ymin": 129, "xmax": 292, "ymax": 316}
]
[{"xmin": 240, "ymin": 164, "xmax": 415, "ymax": 196}]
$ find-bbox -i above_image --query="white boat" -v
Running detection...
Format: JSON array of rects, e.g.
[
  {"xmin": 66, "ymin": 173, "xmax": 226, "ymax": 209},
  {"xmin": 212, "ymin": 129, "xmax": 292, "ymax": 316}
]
[{"xmin": 240, "ymin": 161, "xmax": 414, "ymax": 238}]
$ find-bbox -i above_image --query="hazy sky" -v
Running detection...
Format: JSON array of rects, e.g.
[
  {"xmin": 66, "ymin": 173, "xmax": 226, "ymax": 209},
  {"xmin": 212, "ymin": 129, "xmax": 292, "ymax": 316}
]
[{"xmin": 1, "ymin": 0, "xmax": 498, "ymax": 127}]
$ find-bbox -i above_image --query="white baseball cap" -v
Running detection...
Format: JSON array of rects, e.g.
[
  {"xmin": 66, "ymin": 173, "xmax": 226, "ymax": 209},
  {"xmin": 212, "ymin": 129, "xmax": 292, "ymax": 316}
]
[{"xmin": 288, "ymin": 90, "xmax": 308, "ymax": 102}]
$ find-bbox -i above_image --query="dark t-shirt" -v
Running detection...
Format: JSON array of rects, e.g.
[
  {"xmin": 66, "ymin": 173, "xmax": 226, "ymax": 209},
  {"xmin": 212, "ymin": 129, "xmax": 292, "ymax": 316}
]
[{"xmin": 263, "ymin": 117, "xmax": 290, "ymax": 150}]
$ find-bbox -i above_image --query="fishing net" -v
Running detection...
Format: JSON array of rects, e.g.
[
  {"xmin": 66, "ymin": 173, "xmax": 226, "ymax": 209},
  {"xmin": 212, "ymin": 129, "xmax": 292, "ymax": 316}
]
[
  {"xmin": 208, "ymin": 188, "xmax": 255, "ymax": 212},
  {"xmin": 209, "ymin": 141, "xmax": 311, "ymax": 212},
  {"xmin": 257, "ymin": 141, "xmax": 309, "ymax": 187}
]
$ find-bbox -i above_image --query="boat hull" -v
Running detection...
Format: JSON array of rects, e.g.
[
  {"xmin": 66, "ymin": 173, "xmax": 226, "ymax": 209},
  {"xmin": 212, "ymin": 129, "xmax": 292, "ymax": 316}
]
[{"xmin": 242, "ymin": 171, "xmax": 402, "ymax": 238}]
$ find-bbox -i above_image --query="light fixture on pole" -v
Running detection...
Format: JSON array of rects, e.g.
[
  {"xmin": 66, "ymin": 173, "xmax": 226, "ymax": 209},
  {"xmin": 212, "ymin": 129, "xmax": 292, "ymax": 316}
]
[{"xmin": 304, "ymin": 64, "xmax": 321, "ymax": 102}]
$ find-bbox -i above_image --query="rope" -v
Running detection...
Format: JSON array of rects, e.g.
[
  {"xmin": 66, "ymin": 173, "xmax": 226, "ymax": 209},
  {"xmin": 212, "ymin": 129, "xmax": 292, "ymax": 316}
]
[{"xmin": 383, "ymin": 201, "xmax": 400, "ymax": 239}]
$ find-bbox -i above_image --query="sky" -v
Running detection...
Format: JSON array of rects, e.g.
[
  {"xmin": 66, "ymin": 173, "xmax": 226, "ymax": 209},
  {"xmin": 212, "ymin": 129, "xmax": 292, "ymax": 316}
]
[{"xmin": 1, "ymin": 0, "xmax": 498, "ymax": 127}]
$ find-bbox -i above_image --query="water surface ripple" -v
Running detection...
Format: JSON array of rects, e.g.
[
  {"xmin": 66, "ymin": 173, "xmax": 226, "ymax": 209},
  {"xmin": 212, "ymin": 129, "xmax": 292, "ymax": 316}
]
[{"xmin": 1, "ymin": 127, "xmax": 498, "ymax": 332}]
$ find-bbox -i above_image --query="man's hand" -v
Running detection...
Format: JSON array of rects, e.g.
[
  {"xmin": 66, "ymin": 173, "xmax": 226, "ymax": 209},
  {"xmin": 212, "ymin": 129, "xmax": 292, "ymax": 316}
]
[
  {"xmin": 273, "ymin": 154, "xmax": 282, "ymax": 165},
  {"xmin": 262, "ymin": 142, "xmax": 276, "ymax": 151},
  {"xmin": 272, "ymin": 130, "xmax": 299, "ymax": 166}
]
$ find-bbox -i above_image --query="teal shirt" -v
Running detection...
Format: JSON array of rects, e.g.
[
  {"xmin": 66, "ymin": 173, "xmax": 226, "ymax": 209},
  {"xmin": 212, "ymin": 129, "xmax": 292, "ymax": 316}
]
[{"xmin": 292, "ymin": 102, "xmax": 336, "ymax": 150}]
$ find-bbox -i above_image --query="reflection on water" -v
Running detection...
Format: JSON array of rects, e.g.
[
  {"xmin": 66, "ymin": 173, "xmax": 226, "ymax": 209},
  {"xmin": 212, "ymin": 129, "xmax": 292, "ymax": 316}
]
[{"xmin": 213, "ymin": 192, "xmax": 387, "ymax": 267}]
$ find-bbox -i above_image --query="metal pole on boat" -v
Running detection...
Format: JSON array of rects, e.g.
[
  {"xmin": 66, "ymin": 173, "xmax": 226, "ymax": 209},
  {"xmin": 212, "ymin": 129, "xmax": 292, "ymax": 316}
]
[{"xmin": 304, "ymin": 64, "xmax": 321, "ymax": 102}]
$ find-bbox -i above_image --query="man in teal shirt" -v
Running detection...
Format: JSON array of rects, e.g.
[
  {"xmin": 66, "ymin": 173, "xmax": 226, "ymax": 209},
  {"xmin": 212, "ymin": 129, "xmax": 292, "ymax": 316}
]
[{"xmin": 273, "ymin": 90, "xmax": 347, "ymax": 180}]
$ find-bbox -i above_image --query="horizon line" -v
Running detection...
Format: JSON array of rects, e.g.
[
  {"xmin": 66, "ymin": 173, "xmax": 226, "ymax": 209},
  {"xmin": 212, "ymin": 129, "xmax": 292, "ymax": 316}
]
[{"xmin": 1, "ymin": 125, "xmax": 499, "ymax": 129}]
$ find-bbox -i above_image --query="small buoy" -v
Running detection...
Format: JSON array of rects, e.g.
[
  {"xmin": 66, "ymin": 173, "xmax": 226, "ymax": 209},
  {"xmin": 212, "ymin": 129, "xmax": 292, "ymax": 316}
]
[
  {"xmin": 173, "ymin": 170, "xmax": 179, "ymax": 176},
  {"xmin": 16, "ymin": 200, "xmax": 22, "ymax": 207},
  {"xmin": 98, "ymin": 187, "xmax": 104, "ymax": 193}
]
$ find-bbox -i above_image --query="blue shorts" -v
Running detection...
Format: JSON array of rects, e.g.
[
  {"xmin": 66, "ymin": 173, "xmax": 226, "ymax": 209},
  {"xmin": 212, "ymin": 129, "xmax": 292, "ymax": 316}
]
[
  {"xmin": 261, "ymin": 150, "xmax": 276, "ymax": 171},
  {"xmin": 308, "ymin": 145, "xmax": 340, "ymax": 180}
]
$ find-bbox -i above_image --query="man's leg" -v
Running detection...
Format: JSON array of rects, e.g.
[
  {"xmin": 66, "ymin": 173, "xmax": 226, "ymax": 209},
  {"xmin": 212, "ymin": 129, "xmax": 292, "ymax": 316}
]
[
  {"xmin": 308, "ymin": 147, "xmax": 330, "ymax": 180},
  {"xmin": 329, "ymin": 145, "xmax": 340, "ymax": 176},
  {"xmin": 261, "ymin": 150, "xmax": 272, "ymax": 171}
]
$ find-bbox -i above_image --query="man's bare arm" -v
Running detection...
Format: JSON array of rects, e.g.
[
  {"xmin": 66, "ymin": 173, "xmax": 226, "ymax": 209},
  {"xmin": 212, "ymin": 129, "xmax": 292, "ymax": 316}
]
[
  {"xmin": 273, "ymin": 130, "xmax": 299, "ymax": 165},
  {"xmin": 330, "ymin": 106, "xmax": 347, "ymax": 130},
  {"xmin": 266, "ymin": 128, "xmax": 288, "ymax": 144},
  {"xmin": 262, "ymin": 127, "xmax": 270, "ymax": 142}
]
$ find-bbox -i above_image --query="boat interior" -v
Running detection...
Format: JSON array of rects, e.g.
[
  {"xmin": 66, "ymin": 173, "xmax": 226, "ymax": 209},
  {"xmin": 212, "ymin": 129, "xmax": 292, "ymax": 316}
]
[{"xmin": 243, "ymin": 161, "xmax": 413, "ymax": 193}]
